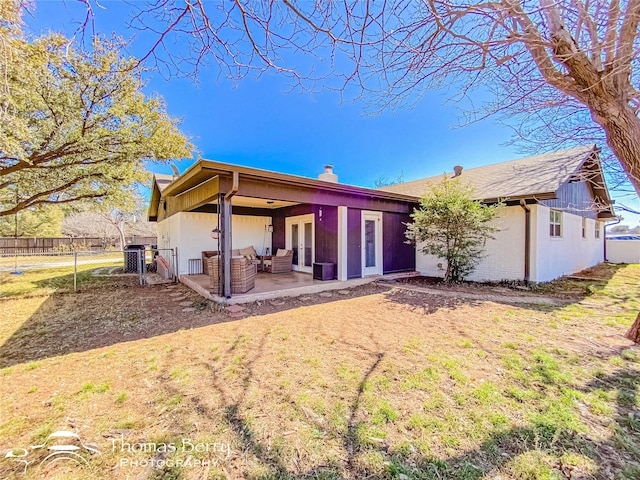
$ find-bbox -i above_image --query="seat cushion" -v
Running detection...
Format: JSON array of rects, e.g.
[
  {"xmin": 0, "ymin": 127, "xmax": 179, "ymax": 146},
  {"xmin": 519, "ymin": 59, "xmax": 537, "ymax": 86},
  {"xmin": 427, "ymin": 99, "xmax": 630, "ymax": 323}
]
[{"xmin": 240, "ymin": 246, "xmax": 258, "ymax": 259}]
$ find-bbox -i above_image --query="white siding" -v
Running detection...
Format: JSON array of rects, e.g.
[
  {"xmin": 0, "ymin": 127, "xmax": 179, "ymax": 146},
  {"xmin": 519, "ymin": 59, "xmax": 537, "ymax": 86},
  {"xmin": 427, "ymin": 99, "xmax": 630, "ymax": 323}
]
[
  {"xmin": 157, "ymin": 214, "xmax": 180, "ymax": 253},
  {"xmin": 157, "ymin": 212, "xmax": 272, "ymax": 275},
  {"xmin": 607, "ymin": 240, "xmax": 640, "ymax": 264},
  {"xmin": 414, "ymin": 204, "xmax": 605, "ymax": 283},
  {"xmin": 531, "ymin": 204, "xmax": 604, "ymax": 282},
  {"xmin": 415, "ymin": 205, "xmax": 525, "ymax": 281}
]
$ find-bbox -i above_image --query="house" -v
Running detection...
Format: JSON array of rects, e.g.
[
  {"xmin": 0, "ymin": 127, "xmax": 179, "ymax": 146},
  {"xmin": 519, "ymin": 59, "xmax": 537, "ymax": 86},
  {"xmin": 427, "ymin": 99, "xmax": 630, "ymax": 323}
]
[
  {"xmin": 148, "ymin": 162, "xmax": 417, "ymax": 297},
  {"xmin": 147, "ymin": 144, "xmax": 615, "ymax": 297},
  {"xmin": 379, "ymin": 144, "xmax": 615, "ymax": 282}
]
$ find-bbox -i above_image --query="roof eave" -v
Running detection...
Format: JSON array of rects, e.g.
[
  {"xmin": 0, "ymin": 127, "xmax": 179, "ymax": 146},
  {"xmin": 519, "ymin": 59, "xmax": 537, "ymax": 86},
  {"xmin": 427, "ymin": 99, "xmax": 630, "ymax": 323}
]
[
  {"xmin": 480, "ymin": 192, "xmax": 557, "ymax": 204},
  {"xmin": 161, "ymin": 159, "xmax": 420, "ymax": 203}
]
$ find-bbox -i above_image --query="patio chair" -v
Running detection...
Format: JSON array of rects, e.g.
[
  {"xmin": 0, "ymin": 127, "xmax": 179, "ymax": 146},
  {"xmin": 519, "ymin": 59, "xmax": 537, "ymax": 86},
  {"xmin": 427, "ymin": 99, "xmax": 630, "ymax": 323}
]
[
  {"xmin": 238, "ymin": 245, "xmax": 263, "ymax": 271},
  {"xmin": 201, "ymin": 251, "xmax": 218, "ymax": 275},
  {"xmin": 207, "ymin": 256, "xmax": 257, "ymax": 294},
  {"xmin": 264, "ymin": 249, "xmax": 293, "ymax": 274}
]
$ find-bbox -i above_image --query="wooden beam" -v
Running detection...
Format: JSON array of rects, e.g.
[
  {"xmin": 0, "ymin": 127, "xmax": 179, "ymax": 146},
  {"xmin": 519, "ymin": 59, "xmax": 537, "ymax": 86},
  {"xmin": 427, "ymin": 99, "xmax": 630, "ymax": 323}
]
[{"xmin": 163, "ymin": 176, "xmax": 220, "ymax": 219}]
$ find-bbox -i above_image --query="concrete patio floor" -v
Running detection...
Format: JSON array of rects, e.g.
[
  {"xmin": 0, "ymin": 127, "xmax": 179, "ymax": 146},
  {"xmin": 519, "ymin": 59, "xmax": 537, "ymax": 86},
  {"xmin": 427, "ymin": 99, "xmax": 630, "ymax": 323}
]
[{"xmin": 179, "ymin": 270, "xmax": 418, "ymax": 304}]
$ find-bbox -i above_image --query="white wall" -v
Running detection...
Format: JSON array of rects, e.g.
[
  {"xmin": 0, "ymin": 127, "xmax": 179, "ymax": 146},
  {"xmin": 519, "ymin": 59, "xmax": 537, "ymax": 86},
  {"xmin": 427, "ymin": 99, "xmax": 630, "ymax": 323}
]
[
  {"xmin": 415, "ymin": 205, "xmax": 526, "ymax": 282},
  {"xmin": 157, "ymin": 212, "xmax": 272, "ymax": 275},
  {"xmin": 607, "ymin": 240, "xmax": 640, "ymax": 264},
  {"xmin": 157, "ymin": 214, "xmax": 180, "ymax": 253},
  {"xmin": 414, "ymin": 204, "xmax": 606, "ymax": 283},
  {"xmin": 531, "ymin": 204, "xmax": 604, "ymax": 282}
]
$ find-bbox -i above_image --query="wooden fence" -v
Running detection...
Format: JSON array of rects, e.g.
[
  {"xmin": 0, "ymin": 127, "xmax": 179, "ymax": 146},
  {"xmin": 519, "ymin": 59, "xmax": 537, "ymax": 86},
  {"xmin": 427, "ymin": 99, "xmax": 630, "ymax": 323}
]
[{"xmin": 0, "ymin": 236, "xmax": 157, "ymax": 254}]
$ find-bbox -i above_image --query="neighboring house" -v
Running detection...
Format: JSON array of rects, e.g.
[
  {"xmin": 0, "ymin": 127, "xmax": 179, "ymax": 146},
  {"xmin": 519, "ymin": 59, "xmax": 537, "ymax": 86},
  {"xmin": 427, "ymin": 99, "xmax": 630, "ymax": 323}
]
[
  {"xmin": 379, "ymin": 145, "xmax": 615, "ymax": 282},
  {"xmin": 148, "ymin": 144, "xmax": 615, "ymax": 296}
]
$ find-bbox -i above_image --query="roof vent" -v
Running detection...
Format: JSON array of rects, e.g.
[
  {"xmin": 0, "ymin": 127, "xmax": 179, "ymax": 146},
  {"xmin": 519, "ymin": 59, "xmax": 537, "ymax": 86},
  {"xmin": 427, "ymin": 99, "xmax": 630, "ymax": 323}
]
[
  {"xmin": 452, "ymin": 165, "xmax": 463, "ymax": 177},
  {"xmin": 318, "ymin": 164, "xmax": 338, "ymax": 183},
  {"xmin": 170, "ymin": 164, "xmax": 180, "ymax": 180}
]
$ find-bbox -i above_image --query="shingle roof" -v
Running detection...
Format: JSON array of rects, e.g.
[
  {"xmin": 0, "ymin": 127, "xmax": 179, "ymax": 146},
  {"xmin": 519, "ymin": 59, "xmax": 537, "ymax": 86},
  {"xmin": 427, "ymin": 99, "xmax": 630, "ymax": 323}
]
[{"xmin": 378, "ymin": 145, "xmax": 598, "ymax": 200}]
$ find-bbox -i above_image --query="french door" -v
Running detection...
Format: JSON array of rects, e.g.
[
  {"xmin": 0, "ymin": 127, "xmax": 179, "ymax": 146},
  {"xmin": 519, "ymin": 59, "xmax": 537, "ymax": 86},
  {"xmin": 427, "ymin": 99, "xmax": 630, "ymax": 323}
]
[
  {"xmin": 285, "ymin": 214, "xmax": 314, "ymax": 273},
  {"xmin": 362, "ymin": 211, "xmax": 383, "ymax": 276}
]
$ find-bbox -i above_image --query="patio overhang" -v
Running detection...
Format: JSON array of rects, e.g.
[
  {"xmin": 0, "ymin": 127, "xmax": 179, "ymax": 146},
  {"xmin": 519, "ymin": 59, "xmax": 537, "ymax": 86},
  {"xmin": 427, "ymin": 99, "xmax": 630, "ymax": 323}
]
[
  {"xmin": 149, "ymin": 160, "xmax": 419, "ymax": 222},
  {"xmin": 165, "ymin": 176, "xmax": 220, "ymax": 219}
]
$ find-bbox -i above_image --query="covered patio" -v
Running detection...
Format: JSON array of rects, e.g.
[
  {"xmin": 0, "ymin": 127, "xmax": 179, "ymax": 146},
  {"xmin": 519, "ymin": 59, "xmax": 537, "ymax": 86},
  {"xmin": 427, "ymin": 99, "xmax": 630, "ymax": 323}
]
[
  {"xmin": 179, "ymin": 270, "xmax": 398, "ymax": 304},
  {"xmin": 149, "ymin": 160, "xmax": 417, "ymax": 300}
]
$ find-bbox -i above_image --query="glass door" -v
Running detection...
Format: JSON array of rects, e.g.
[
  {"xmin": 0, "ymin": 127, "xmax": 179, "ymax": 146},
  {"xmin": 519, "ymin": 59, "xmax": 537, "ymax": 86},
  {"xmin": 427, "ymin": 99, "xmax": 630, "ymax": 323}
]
[
  {"xmin": 286, "ymin": 214, "xmax": 314, "ymax": 273},
  {"xmin": 362, "ymin": 211, "xmax": 382, "ymax": 276}
]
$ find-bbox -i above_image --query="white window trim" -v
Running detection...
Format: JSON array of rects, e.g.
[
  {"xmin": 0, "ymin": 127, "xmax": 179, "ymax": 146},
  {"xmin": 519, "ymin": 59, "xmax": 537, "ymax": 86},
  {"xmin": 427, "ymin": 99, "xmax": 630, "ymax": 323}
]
[{"xmin": 550, "ymin": 210, "xmax": 562, "ymax": 238}]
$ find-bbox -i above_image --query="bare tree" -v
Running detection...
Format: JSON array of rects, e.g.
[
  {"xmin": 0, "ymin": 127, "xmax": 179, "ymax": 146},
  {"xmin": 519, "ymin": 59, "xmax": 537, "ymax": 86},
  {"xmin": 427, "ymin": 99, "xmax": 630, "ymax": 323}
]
[
  {"xmin": 112, "ymin": 0, "xmax": 640, "ymax": 194},
  {"xmin": 62, "ymin": 211, "xmax": 119, "ymax": 241}
]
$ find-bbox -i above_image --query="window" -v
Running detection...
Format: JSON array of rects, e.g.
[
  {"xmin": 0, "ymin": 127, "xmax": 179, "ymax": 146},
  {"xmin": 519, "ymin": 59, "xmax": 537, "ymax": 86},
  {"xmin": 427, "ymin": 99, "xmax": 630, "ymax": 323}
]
[
  {"xmin": 595, "ymin": 221, "xmax": 601, "ymax": 239},
  {"xmin": 549, "ymin": 210, "xmax": 562, "ymax": 237},
  {"xmin": 582, "ymin": 218, "xmax": 586, "ymax": 238}
]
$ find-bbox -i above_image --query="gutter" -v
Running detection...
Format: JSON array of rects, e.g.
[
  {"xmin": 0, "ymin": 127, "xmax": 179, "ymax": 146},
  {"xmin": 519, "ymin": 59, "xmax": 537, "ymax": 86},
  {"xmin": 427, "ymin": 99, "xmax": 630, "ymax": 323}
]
[{"xmin": 519, "ymin": 199, "xmax": 531, "ymax": 283}]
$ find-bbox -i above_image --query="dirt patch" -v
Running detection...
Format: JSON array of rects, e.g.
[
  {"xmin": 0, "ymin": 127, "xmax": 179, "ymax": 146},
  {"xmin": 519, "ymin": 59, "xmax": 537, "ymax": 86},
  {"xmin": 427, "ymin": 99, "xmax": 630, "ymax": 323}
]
[
  {"xmin": 390, "ymin": 263, "xmax": 624, "ymax": 301},
  {"xmin": 0, "ymin": 282, "xmax": 390, "ymax": 368}
]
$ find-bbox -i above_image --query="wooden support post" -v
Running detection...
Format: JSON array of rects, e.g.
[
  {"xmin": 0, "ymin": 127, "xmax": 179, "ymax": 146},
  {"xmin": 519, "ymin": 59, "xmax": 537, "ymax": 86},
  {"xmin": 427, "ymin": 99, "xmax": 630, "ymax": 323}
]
[{"xmin": 221, "ymin": 195, "xmax": 232, "ymax": 298}]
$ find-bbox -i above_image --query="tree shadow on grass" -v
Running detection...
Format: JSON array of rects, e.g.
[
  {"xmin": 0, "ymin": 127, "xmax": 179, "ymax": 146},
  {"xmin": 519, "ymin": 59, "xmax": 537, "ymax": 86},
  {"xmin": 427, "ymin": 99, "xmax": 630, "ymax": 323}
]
[
  {"xmin": 182, "ymin": 361, "xmax": 639, "ymax": 478},
  {"xmin": 146, "ymin": 329, "xmax": 390, "ymax": 479},
  {"xmin": 0, "ymin": 277, "xmax": 392, "ymax": 369},
  {"xmin": 140, "ymin": 314, "xmax": 639, "ymax": 480},
  {"xmin": 0, "ymin": 276, "xmax": 206, "ymax": 369}
]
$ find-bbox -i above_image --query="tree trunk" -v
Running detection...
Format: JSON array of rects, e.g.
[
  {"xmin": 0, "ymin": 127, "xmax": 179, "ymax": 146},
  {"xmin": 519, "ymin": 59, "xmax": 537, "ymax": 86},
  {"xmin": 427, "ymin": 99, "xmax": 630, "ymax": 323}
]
[
  {"xmin": 117, "ymin": 221, "xmax": 125, "ymax": 252},
  {"xmin": 626, "ymin": 312, "xmax": 640, "ymax": 344},
  {"xmin": 588, "ymin": 98, "xmax": 640, "ymax": 196},
  {"xmin": 598, "ymin": 102, "xmax": 640, "ymax": 195}
]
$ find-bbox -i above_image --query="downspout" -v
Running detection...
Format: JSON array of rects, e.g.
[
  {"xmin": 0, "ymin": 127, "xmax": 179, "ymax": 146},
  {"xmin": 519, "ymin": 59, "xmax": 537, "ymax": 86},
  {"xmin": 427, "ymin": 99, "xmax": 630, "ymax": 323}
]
[
  {"xmin": 222, "ymin": 171, "xmax": 239, "ymax": 298},
  {"xmin": 519, "ymin": 199, "xmax": 531, "ymax": 283},
  {"xmin": 603, "ymin": 217, "xmax": 621, "ymax": 262},
  {"xmin": 225, "ymin": 171, "xmax": 239, "ymax": 201}
]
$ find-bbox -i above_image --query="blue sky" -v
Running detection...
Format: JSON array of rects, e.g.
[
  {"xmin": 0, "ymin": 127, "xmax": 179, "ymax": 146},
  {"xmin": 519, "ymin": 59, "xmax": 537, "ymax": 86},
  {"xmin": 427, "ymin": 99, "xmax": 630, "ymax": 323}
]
[{"xmin": 25, "ymin": 1, "xmax": 640, "ymax": 226}]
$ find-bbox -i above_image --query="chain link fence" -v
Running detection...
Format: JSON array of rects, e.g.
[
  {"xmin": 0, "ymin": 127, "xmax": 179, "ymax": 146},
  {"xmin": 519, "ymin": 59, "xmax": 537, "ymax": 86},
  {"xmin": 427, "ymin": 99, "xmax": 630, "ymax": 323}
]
[{"xmin": 0, "ymin": 247, "xmax": 177, "ymax": 297}]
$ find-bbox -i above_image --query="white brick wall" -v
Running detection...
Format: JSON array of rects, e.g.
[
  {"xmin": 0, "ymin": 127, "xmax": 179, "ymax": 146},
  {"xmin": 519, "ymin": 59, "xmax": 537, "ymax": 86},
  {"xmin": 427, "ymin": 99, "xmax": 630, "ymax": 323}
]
[
  {"xmin": 414, "ymin": 204, "xmax": 605, "ymax": 283},
  {"xmin": 157, "ymin": 212, "xmax": 272, "ymax": 275},
  {"xmin": 531, "ymin": 204, "xmax": 604, "ymax": 282},
  {"xmin": 415, "ymin": 205, "xmax": 525, "ymax": 281}
]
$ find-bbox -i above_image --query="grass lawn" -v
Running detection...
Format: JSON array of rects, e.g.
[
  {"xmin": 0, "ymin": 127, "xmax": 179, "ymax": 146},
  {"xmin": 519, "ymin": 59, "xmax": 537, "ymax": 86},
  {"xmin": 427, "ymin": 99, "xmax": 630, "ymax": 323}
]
[
  {"xmin": 0, "ymin": 251, "xmax": 133, "ymax": 298},
  {"xmin": 0, "ymin": 264, "xmax": 638, "ymax": 479}
]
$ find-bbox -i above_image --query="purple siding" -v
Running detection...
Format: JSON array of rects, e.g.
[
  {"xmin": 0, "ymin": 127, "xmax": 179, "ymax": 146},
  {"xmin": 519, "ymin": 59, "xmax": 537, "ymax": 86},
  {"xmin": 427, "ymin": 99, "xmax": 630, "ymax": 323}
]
[
  {"xmin": 271, "ymin": 205, "xmax": 338, "ymax": 267},
  {"xmin": 315, "ymin": 206, "xmax": 338, "ymax": 265},
  {"xmin": 272, "ymin": 215, "xmax": 286, "ymax": 252},
  {"xmin": 244, "ymin": 203, "xmax": 415, "ymax": 279},
  {"xmin": 383, "ymin": 212, "xmax": 415, "ymax": 274},
  {"xmin": 347, "ymin": 209, "xmax": 362, "ymax": 279}
]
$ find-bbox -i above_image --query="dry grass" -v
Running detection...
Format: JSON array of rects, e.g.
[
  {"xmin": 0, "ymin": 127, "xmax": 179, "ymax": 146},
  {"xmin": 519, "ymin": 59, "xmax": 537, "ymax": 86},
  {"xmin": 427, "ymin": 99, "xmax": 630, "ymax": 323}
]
[
  {"xmin": 0, "ymin": 264, "xmax": 638, "ymax": 479},
  {"xmin": 0, "ymin": 251, "xmax": 131, "ymax": 298}
]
